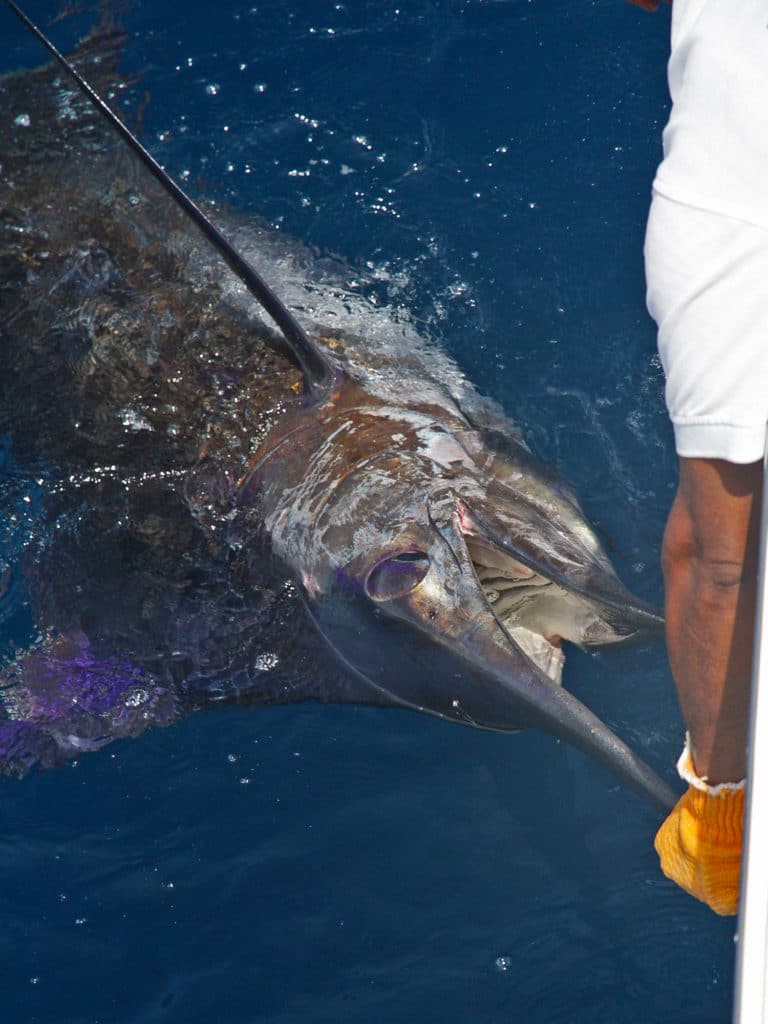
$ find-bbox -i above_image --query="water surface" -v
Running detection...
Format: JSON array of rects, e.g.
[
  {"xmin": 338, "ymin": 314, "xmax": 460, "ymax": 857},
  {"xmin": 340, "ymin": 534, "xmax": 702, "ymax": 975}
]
[{"xmin": 0, "ymin": 2, "xmax": 736, "ymax": 1022}]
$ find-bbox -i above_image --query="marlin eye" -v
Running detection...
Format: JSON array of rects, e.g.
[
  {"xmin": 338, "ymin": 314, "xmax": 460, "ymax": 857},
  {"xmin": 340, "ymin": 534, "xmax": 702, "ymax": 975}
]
[{"xmin": 366, "ymin": 552, "xmax": 430, "ymax": 601}]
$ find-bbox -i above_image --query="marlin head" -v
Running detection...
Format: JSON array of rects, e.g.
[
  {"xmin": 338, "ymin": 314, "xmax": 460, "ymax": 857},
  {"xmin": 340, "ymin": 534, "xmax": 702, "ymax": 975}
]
[{"xmin": 243, "ymin": 379, "xmax": 674, "ymax": 813}]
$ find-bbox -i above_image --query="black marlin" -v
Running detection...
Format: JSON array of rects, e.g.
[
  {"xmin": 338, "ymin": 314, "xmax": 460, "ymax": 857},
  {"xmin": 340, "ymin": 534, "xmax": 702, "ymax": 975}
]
[{"xmin": 0, "ymin": 4, "xmax": 676, "ymax": 812}]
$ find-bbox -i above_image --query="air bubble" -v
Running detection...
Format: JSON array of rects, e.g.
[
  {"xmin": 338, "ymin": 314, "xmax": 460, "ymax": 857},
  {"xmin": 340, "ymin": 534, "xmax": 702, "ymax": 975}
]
[{"xmin": 255, "ymin": 652, "xmax": 279, "ymax": 672}]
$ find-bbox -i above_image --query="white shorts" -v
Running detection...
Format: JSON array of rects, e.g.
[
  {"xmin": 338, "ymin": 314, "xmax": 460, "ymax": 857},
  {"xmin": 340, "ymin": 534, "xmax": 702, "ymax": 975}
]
[{"xmin": 644, "ymin": 192, "xmax": 768, "ymax": 464}]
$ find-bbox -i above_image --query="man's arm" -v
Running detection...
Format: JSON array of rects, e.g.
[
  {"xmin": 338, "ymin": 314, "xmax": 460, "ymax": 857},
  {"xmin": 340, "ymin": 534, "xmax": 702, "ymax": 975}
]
[
  {"xmin": 655, "ymin": 457, "xmax": 760, "ymax": 914},
  {"xmin": 663, "ymin": 457, "xmax": 760, "ymax": 785}
]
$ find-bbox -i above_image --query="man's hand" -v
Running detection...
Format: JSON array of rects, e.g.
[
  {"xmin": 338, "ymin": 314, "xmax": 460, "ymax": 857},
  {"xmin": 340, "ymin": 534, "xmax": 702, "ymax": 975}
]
[
  {"xmin": 655, "ymin": 784, "xmax": 744, "ymax": 916},
  {"xmin": 654, "ymin": 739, "xmax": 745, "ymax": 915}
]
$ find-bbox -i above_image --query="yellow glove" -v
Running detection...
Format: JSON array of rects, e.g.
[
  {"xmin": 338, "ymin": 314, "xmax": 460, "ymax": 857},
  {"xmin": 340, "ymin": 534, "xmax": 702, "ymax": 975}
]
[{"xmin": 654, "ymin": 738, "xmax": 745, "ymax": 916}]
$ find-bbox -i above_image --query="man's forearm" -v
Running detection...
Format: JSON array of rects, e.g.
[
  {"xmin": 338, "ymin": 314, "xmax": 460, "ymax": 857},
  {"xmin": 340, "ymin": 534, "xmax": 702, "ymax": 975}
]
[{"xmin": 662, "ymin": 458, "xmax": 762, "ymax": 783}]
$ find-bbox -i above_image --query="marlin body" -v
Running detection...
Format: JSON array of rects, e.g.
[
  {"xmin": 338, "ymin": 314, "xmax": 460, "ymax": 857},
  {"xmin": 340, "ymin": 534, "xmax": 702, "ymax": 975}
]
[{"xmin": 0, "ymin": 19, "xmax": 676, "ymax": 811}]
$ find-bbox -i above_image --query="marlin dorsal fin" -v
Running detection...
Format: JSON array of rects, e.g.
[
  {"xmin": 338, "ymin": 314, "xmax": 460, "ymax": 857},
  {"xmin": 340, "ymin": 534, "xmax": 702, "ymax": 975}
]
[{"xmin": 4, "ymin": 0, "xmax": 336, "ymax": 398}]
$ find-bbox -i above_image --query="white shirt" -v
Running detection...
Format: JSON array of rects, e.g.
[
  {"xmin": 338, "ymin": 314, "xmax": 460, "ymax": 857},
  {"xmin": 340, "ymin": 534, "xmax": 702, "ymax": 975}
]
[{"xmin": 652, "ymin": 0, "xmax": 768, "ymax": 232}]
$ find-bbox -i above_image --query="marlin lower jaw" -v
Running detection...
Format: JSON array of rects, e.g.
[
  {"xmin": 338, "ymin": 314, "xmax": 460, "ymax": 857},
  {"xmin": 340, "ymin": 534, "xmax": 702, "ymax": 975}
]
[
  {"xmin": 305, "ymin": 521, "xmax": 676, "ymax": 812},
  {"xmin": 417, "ymin": 600, "xmax": 678, "ymax": 814},
  {"xmin": 424, "ymin": 507, "xmax": 675, "ymax": 811}
]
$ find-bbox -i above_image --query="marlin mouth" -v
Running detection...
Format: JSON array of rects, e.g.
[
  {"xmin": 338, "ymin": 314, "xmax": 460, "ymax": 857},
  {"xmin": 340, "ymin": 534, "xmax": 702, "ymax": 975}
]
[
  {"xmin": 465, "ymin": 537, "xmax": 569, "ymax": 685},
  {"xmin": 463, "ymin": 527, "xmax": 661, "ymax": 687}
]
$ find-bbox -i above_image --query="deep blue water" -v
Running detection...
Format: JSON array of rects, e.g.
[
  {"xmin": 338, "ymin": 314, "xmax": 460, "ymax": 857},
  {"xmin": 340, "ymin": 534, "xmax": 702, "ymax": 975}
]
[{"xmin": 0, "ymin": 2, "xmax": 738, "ymax": 1022}]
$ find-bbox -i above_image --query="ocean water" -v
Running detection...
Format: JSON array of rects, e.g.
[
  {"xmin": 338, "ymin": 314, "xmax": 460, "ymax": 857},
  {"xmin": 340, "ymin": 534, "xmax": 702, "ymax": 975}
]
[{"xmin": 0, "ymin": 2, "xmax": 737, "ymax": 1023}]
